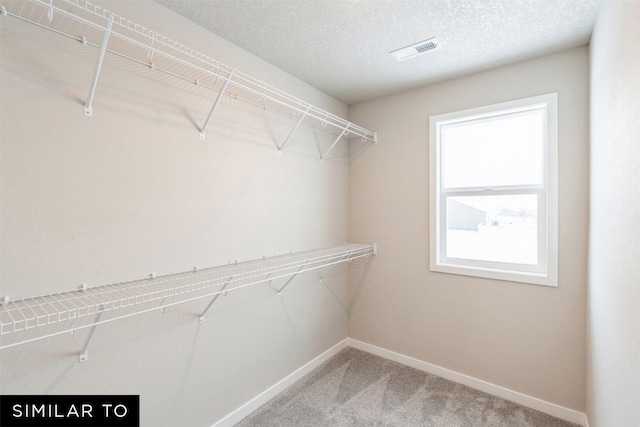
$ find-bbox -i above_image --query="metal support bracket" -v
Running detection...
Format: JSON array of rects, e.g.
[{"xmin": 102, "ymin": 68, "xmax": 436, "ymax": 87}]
[
  {"xmin": 68, "ymin": 317, "xmax": 76, "ymax": 336},
  {"xmin": 84, "ymin": 13, "xmax": 113, "ymax": 117},
  {"xmin": 317, "ymin": 251, "xmax": 350, "ymax": 281},
  {"xmin": 277, "ymin": 265, "xmax": 305, "ymax": 296},
  {"xmin": 47, "ymin": 0, "xmax": 54, "ymax": 22},
  {"xmin": 319, "ymin": 263, "xmax": 339, "ymax": 281},
  {"xmin": 158, "ymin": 295, "xmax": 167, "ymax": 313},
  {"xmin": 278, "ymin": 105, "xmax": 311, "ymax": 154},
  {"xmin": 199, "ymin": 277, "xmax": 233, "ymax": 322},
  {"xmin": 78, "ymin": 304, "xmax": 105, "ymax": 363},
  {"xmin": 320, "ymin": 125, "xmax": 350, "ymax": 163},
  {"xmin": 200, "ymin": 71, "xmax": 234, "ymax": 139}
]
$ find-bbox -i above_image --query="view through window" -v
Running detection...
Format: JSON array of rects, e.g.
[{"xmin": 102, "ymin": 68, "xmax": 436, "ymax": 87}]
[{"xmin": 429, "ymin": 94, "xmax": 558, "ymax": 286}]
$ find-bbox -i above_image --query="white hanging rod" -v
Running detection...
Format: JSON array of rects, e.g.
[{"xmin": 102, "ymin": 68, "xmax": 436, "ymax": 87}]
[
  {"xmin": 1, "ymin": 0, "xmax": 377, "ymax": 145},
  {"xmin": 0, "ymin": 244, "xmax": 376, "ymax": 353}
]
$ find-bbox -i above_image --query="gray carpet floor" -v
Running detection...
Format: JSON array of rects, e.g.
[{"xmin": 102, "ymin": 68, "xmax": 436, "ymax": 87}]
[{"xmin": 236, "ymin": 347, "xmax": 580, "ymax": 427}]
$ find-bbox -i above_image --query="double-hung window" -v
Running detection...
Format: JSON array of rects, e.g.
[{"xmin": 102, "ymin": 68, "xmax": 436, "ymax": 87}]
[{"xmin": 429, "ymin": 93, "xmax": 558, "ymax": 286}]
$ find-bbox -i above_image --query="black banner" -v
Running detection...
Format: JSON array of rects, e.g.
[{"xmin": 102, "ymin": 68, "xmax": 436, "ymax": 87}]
[{"xmin": 0, "ymin": 395, "xmax": 139, "ymax": 427}]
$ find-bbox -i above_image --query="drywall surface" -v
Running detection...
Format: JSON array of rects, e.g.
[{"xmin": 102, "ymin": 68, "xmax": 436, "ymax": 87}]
[
  {"xmin": 0, "ymin": 1, "xmax": 350, "ymax": 426},
  {"xmin": 588, "ymin": 1, "xmax": 640, "ymax": 426},
  {"xmin": 348, "ymin": 47, "xmax": 588, "ymax": 411}
]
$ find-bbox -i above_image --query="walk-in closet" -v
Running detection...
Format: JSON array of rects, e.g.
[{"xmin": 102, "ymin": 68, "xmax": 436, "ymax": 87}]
[{"xmin": 1, "ymin": 1, "xmax": 638, "ymax": 427}]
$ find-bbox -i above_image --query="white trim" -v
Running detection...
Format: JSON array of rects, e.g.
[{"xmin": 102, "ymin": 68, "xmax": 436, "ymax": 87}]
[
  {"xmin": 347, "ymin": 338, "xmax": 587, "ymax": 426},
  {"xmin": 429, "ymin": 93, "xmax": 559, "ymax": 287},
  {"xmin": 210, "ymin": 338, "xmax": 349, "ymax": 427},
  {"xmin": 211, "ymin": 337, "xmax": 587, "ymax": 426}
]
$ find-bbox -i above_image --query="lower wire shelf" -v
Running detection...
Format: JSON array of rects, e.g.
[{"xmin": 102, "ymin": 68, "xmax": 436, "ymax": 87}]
[{"xmin": 0, "ymin": 243, "xmax": 376, "ymax": 360}]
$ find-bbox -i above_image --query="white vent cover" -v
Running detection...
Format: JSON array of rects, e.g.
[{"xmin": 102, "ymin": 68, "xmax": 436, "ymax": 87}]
[{"xmin": 390, "ymin": 37, "xmax": 440, "ymax": 62}]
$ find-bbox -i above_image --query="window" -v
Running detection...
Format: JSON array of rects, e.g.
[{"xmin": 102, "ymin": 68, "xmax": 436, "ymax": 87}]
[{"xmin": 429, "ymin": 93, "xmax": 558, "ymax": 286}]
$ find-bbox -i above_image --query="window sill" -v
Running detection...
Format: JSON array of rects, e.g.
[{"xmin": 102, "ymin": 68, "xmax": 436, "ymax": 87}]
[{"xmin": 430, "ymin": 262, "xmax": 557, "ymax": 287}]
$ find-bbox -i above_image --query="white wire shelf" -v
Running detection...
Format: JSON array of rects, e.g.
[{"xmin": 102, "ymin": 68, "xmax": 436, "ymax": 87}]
[
  {"xmin": 0, "ymin": 0, "xmax": 377, "ymax": 160},
  {"xmin": 0, "ymin": 243, "xmax": 376, "ymax": 359}
]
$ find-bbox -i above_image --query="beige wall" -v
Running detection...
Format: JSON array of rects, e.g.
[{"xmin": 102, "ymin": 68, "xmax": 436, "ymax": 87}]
[
  {"xmin": 0, "ymin": 1, "xmax": 350, "ymax": 425},
  {"xmin": 348, "ymin": 47, "xmax": 589, "ymax": 411},
  {"xmin": 588, "ymin": 1, "xmax": 640, "ymax": 426}
]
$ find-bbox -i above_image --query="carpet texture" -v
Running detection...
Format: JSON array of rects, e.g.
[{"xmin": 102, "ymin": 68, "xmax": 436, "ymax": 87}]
[{"xmin": 236, "ymin": 347, "xmax": 580, "ymax": 427}]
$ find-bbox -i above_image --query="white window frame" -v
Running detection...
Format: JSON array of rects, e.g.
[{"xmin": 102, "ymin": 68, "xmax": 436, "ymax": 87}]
[{"xmin": 429, "ymin": 93, "xmax": 558, "ymax": 286}]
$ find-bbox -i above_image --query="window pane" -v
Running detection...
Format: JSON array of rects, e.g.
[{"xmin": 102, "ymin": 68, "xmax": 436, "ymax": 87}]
[
  {"xmin": 445, "ymin": 195, "xmax": 537, "ymax": 265},
  {"xmin": 441, "ymin": 108, "xmax": 545, "ymax": 189}
]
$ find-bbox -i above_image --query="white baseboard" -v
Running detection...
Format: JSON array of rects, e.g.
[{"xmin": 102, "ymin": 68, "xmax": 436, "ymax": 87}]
[
  {"xmin": 211, "ymin": 338, "xmax": 349, "ymax": 427},
  {"xmin": 348, "ymin": 338, "xmax": 588, "ymax": 427},
  {"xmin": 212, "ymin": 337, "xmax": 587, "ymax": 427}
]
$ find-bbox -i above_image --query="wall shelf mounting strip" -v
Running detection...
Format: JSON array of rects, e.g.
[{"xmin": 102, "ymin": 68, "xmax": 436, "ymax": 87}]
[
  {"xmin": 0, "ymin": 0, "xmax": 377, "ymax": 160},
  {"xmin": 0, "ymin": 244, "xmax": 376, "ymax": 361}
]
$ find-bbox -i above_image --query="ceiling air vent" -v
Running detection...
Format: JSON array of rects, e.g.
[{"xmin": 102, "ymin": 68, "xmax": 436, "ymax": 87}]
[{"xmin": 390, "ymin": 37, "xmax": 440, "ymax": 62}]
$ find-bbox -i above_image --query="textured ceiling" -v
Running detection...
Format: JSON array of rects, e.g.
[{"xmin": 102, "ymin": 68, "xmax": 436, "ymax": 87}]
[{"xmin": 155, "ymin": 0, "xmax": 599, "ymax": 105}]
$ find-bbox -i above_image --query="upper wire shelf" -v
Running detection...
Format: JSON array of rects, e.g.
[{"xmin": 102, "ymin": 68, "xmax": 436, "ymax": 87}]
[
  {"xmin": 0, "ymin": 243, "xmax": 376, "ymax": 360},
  {"xmin": 0, "ymin": 0, "xmax": 377, "ymax": 159}
]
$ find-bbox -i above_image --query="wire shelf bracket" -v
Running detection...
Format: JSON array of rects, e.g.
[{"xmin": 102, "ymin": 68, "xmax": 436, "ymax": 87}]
[
  {"xmin": 199, "ymin": 70, "xmax": 234, "ymax": 140},
  {"xmin": 83, "ymin": 12, "xmax": 112, "ymax": 117},
  {"xmin": 199, "ymin": 275, "xmax": 233, "ymax": 322},
  {"xmin": 0, "ymin": 244, "xmax": 376, "ymax": 361},
  {"xmin": 78, "ymin": 303, "xmax": 104, "ymax": 362},
  {"xmin": 0, "ymin": 0, "xmax": 378, "ymax": 158},
  {"xmin": 277, "ymin": 265, "xmax": 305, "ymax": 296},
  {"xmin": 277, "ymin": 105, "xmax": 311, "ymax": 155},
  {"xmin": 321, "ymin": 125, "xmax": 350, "ymax": 163}
]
